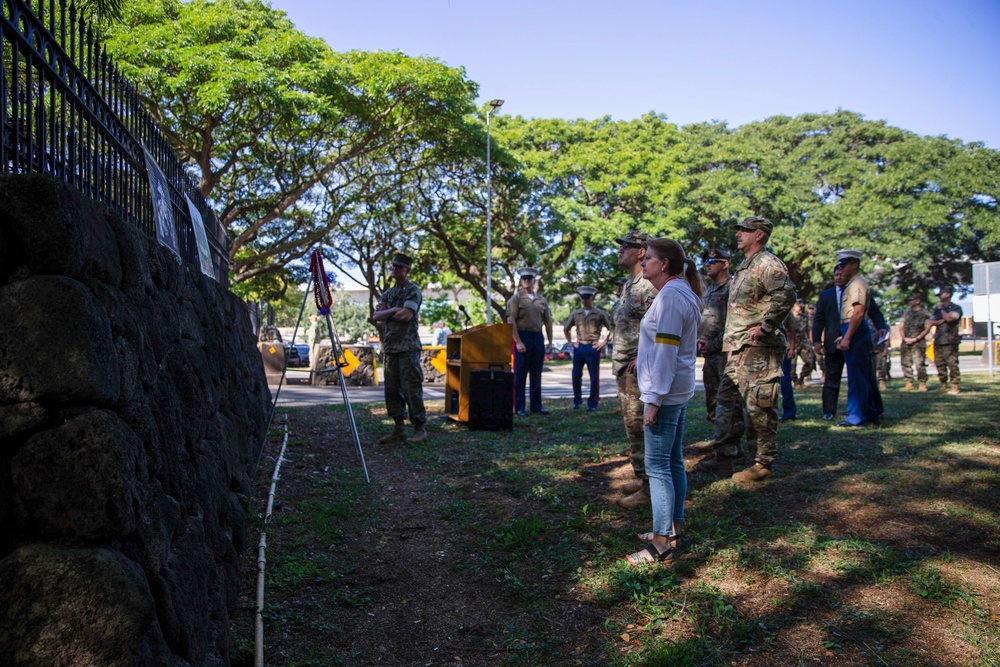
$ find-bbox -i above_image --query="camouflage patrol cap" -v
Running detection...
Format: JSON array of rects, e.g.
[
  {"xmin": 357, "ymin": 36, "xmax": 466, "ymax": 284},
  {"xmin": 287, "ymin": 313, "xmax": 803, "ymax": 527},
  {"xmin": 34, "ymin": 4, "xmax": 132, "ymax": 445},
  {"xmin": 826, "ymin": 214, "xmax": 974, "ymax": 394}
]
[
  {"xmin": 614, "ymin": 230, "xmax": 651, "ymax": 248},
  {"xmin": 702, "ymin": 248, "xmax": 731, "ymax": 261},
  {"xmin": 391, "ymin": 253, "xmax": 413, "ymax": 268},
  {"xmin": 735, "ymin": 216, "xmax": 774, "ymax": 235},
  {"xmin": 576, "ymin": 286, "xmax": 598, "ymax": 297},
  {"xmin": 937, "ymin": 285, "xmax": 953, "ymax": 297},
  {"xmin": 907, "ymin": 291, "xmax": 922, "ymax": 301}
]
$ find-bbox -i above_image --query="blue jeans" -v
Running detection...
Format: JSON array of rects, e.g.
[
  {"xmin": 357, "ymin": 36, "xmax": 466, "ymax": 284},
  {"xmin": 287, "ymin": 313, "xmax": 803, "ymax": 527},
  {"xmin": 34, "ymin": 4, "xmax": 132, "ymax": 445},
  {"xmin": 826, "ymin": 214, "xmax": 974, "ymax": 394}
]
[
  {"xmin": 780, "ymin": 353, "xmax": 796, "ymax": 419},
  {"xmin": 644, "ymin": 403, "xmax": 688, "ymax": 537},
  {"xmin": 571, "ymin": 343, "xmax": 601, "ymax": 409}
]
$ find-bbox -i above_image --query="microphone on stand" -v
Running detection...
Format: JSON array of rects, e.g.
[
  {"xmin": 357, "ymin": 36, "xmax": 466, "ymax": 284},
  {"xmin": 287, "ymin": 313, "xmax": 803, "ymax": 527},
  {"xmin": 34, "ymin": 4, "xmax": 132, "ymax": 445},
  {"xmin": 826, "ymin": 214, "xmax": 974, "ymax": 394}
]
[{"xmin": 457, "ymin": 304, "xmax": 473, "ymax": 331}]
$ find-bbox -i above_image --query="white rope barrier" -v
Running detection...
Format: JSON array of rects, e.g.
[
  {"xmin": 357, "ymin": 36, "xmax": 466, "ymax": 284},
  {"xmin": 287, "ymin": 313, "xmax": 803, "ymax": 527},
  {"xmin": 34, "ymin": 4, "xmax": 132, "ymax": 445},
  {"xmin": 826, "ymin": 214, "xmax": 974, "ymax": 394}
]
[{"xmin": 255, "ymin": 420, "xmax": 289, "ymax": 667}]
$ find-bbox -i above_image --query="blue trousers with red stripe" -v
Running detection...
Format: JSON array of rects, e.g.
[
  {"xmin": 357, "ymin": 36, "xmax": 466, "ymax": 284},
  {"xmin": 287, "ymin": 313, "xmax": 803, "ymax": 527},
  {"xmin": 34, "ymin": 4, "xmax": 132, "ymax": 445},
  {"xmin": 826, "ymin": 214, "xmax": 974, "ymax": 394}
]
[{"xmin": 571, "ymin": 343, "xmax": 601, "ymax": 409}]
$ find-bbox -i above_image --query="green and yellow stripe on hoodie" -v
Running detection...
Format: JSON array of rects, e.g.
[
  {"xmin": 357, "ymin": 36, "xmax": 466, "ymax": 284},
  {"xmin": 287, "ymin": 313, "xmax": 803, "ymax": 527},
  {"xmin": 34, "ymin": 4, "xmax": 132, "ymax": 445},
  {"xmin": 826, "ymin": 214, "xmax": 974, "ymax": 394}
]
[{"xmin": 654, "ymin": 332, "xmax": 681, "ymax": 347}]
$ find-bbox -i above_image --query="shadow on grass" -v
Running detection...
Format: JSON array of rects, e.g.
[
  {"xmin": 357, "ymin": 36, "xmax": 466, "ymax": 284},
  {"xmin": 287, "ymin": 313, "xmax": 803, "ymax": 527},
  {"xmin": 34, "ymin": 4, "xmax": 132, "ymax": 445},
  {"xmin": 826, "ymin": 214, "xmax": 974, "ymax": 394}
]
[{"xmin": 295, "ymin": 375, "xmax": 999, "ymax": 666}]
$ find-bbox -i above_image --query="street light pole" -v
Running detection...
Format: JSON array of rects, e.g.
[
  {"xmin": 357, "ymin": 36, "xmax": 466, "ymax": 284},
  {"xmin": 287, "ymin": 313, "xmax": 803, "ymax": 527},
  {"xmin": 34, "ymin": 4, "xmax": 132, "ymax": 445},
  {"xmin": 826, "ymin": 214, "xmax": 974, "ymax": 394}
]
[{"xmin": 485, "ymin": 99, "xmax": 504, "ymax": 324}]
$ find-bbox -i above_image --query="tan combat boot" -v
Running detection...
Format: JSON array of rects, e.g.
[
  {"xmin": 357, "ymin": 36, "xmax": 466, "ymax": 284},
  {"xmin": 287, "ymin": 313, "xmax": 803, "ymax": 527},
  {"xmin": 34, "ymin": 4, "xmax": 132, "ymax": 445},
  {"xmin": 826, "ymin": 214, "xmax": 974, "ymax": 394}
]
[
  {"xmin": 617, "ymin": 479, "xmax": 650, "ymax": 509},
  {"xmin": 732, "ymin": 463, "xmax": 772, "ymax": 483},
  {"xmin": 903, "ymin": 380, "xmax": 914, "ymax": 392},
  {"xmin": 377, "ymin": 418, "xmax": 408, "ymax": 444},
  {"xmin": 916, "ymin": 380, "xmax": 928, "ymax": 392},
  {"xmin": 410, "ymin": 424, "xmax": 428, "ymax": 442},
  {"xmin": 878, "ymin": 379, "xmax": 887, "ymax": 391},
  {"xmin": 948, "ymin": 381, "xmax": 960, "ymax": 395},
  {"xmin": 938, "ymin": 381, "xmax": 949, "ymax": 393},
  {"xmin": 620, "ymin": 478, "xmax": 643, "ymax": 495},
  {"xmin": 693, "ymin": 456, "xmax": 735, "ymax": 478}
]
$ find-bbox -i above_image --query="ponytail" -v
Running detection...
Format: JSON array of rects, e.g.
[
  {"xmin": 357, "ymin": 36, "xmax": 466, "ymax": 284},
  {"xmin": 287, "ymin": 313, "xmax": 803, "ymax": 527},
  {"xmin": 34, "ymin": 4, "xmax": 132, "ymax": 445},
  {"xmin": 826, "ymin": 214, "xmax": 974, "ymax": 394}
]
[
  {"xmin": 646, "ymin": 237, "xmax": 703, "ymax": 298},
  {"xmin": 684, "ymin": 258, "xmax": 703, "ymax": 299}
]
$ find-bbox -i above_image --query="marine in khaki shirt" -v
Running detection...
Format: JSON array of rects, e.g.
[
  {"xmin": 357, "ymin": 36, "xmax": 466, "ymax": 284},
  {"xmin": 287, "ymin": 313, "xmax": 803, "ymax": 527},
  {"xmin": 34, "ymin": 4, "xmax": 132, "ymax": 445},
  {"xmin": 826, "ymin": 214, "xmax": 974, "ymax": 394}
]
[
  {"xmin": 506, "ymin": 268, "xmax": 554, "ymax": 414},
  {"xmin": 564, "ymin": 286, "xmax": 612, "ymax": 411},
  {"xmin": 507, "ymin": 288, "xmax": 553, "ymax": 337},
  {"xmin": 563, "ymin": 303, "xmax": 612, "ymax": 346}
]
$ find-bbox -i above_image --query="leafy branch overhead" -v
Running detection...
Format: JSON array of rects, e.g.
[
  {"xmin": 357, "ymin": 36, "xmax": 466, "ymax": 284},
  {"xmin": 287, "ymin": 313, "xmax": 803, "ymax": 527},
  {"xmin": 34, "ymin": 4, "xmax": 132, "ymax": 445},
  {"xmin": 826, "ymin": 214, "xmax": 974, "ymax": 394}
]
[
  {"xmin": 105, "ymin": 1, "xmax": 1000, "ymax": 313},
  {"xmin": 104, "ymin": 0, "xmax": 478, "ymax": 289}
]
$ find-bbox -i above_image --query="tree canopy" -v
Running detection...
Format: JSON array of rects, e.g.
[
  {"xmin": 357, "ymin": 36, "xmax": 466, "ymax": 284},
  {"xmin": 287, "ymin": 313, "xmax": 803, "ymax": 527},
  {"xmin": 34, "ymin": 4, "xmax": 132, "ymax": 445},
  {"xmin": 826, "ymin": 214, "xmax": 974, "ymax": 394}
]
[
  {"xmin": 104, "ymin": 0, "xmax": 1000, "ymax": 315},
  {"xmin": 104, "ymin": 0, "xmax": 477, "ymax": 295}
]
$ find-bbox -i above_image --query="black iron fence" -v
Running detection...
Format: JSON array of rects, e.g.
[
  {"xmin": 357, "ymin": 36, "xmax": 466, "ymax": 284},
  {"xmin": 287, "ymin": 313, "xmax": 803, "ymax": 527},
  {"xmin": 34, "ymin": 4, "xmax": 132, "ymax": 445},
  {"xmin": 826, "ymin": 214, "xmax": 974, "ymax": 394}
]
[{"xmin": 1, "ymin": 0, "xmax": 230, "ymax": 284}]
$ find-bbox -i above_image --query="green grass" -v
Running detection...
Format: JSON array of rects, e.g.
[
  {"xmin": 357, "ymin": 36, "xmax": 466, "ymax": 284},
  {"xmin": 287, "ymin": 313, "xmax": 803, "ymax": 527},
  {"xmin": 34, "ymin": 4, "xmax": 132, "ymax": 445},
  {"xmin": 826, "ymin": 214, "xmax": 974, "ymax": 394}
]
[{"xmin": 268, "ymin": 374, "xmax": 1000, "ymax": 666}]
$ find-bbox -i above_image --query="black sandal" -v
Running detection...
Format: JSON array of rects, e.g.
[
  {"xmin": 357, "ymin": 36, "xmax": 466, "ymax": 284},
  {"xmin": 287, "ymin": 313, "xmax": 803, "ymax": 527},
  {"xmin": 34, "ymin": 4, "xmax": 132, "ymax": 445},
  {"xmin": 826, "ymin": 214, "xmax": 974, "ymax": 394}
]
[
  {"xmin": 626, "ymin": 543, "xmax": 673, "ymax": 566},
  {"xmin": 638, "ymin": 532, "xmax": 681, "ymax": 552}
]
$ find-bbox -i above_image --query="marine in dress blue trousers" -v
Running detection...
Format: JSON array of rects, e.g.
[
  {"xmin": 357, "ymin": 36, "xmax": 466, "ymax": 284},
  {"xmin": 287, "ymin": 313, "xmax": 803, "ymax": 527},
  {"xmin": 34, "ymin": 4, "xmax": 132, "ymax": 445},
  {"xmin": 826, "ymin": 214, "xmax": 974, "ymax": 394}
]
[
  {"xmin": 841, "ymin": 320, "xmax": 880, "ymax": 425},
  {"xmin": 779, "ymin": 354, "xmax": 797, "ymax": 420},
  {"xmin": 515, "ymin": 330, "xmax": 545, "ymax": 413},
  {"xmin": 571, "ymin": 343, "xmax": 601, "ymax": 410}
]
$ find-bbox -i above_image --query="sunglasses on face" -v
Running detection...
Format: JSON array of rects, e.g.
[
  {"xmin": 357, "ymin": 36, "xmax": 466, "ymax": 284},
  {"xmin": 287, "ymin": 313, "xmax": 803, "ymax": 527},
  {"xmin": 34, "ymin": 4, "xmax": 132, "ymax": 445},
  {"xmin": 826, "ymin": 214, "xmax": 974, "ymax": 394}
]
[
  {"xmin": 705, "ymin": 259, "xmax": 726, "ymax": 265},
  {"xmin": 620, "ymin": 243, "xmax": 643, "ymax": 250}
]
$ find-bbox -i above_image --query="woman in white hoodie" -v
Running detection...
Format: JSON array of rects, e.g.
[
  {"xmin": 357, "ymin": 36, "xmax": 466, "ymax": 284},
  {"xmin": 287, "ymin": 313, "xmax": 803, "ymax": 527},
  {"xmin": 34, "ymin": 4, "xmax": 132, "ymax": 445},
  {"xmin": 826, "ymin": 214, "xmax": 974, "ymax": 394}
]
[{"xmin": 626, "ymin": 238, "xmax": 703, "ymax": 566}]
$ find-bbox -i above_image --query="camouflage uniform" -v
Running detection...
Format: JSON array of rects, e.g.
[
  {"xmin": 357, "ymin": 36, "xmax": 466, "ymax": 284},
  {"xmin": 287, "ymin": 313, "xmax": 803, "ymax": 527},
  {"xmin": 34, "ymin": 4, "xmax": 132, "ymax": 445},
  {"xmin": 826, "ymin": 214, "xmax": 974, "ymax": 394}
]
[
  {"xmin": 932, "ymin": 303, "xmax": 963, "ymax": 386},
  {"xmin": 867, "ymin": 310, "xmax": 889, "ymax": 385},
  {"xmin": 792, "ymin": 311, "xmax": 815, "ymax": 384},
  {"xmin": 612, "ymin": 274, "xmax": 657, "ymax": 477},
  {"xmin": 875, "ymin": 339, "xmax": 889, "ymax": 377},
  {"xmin": 699, "ymin": 276, "xmax": 731, "ymax": 421},
  {"xmin": 712, "ymin": 249, "xmax": 796, "ymax": 465},
  {"xmin": 900, "ymin": 306, "xmax": 931, "ymax": 383},
  {"xmin": 379, "ymin": 280, "xmax": 426, "ymax": 426},
  {"xmin": 808, "ymin": 309, "xmax": 825, "ymax": 374}
]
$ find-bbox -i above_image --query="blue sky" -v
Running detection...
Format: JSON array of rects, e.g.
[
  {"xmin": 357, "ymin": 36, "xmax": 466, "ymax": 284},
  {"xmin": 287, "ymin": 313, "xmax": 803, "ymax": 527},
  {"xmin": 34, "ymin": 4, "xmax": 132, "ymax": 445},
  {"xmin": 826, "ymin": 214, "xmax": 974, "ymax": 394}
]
[{"xmin": 274, "ymin": 0, "xmax": 1000, "ymax": 148}]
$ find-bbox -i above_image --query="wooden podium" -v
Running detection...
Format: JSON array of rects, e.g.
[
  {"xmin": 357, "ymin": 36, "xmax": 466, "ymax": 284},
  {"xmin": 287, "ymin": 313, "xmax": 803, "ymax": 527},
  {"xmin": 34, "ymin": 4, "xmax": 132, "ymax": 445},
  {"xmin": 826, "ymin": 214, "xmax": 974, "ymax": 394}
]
[{"xmin": 445, "ymin": 323, "xmax": 513, "ymax": 422}]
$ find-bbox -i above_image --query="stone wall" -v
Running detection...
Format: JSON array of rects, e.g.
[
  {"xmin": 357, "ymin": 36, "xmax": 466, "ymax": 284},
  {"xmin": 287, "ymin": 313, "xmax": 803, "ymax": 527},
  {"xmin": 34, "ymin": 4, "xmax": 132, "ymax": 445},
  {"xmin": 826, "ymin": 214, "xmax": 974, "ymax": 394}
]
[{"xmin": 0, "ymin": 175, "xmax": 271, "ymax": 666}]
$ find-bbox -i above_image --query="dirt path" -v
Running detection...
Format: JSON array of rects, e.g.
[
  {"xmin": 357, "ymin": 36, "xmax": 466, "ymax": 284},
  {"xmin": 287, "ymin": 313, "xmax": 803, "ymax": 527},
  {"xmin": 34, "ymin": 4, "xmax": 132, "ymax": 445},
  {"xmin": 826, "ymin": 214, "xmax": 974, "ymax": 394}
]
[
  {"xmin": 235, "ymin": 405, "xmax": 608, "ymax": 666},
  {"xmin": 234, "ymin": 382, "xmax": 1000, "ymax": 667}
]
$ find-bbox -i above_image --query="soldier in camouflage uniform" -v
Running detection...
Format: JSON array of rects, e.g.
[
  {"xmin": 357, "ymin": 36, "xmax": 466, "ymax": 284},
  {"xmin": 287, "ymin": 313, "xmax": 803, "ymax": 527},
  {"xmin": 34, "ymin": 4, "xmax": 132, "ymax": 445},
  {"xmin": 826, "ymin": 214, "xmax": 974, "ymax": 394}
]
[
  {"xmin": 611, "ymin": 231, "xmax": 657, "ymax": 508},
  {"xmin": 710, "ymin": 216, "xmax": 796, "ymax": 483},
  {"xmin": 873, "ymin": 322, "xmax": 890, "ymax": 391},
  {"xmin": 899, "ymin": 292, "xmax": 932, "ymax": 391},
  {"xmin": 928, "ymin": 286, "xmax": 963, "ymax": 394},
  {"xmin": 807, "ymin": 304, "xmax": 825, "ymax": 378},
  {"xmin": 697, "ymin": 248, "xmax": 731, "ymax": 422},
  {"xmin": 371, "ymin": 253, "xmax": 427, "ymax": 444},
  {"xmin": 791, "ymin": 302, "xmax": 815, "ymax": 388}
]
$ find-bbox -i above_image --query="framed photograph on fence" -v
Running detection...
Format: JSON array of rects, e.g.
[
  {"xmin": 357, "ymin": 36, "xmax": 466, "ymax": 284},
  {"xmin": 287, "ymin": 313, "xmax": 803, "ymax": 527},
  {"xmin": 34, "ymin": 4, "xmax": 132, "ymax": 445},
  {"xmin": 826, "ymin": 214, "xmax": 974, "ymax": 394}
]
[
  {"xmin": 143, "ymin": 148, "xmax": 181, "ymax": 264},
  {"xmin": 185, "ymin": 194, "xmax": 217, "ymax": 280}
]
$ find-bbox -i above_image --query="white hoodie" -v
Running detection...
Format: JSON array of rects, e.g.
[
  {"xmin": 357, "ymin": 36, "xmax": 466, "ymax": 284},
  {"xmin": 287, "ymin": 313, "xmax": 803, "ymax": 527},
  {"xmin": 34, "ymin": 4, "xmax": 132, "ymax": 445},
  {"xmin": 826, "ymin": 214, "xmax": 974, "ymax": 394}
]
[{"xmin": 638, "ymin": 278, "xmax": 702, "ymax": 406}]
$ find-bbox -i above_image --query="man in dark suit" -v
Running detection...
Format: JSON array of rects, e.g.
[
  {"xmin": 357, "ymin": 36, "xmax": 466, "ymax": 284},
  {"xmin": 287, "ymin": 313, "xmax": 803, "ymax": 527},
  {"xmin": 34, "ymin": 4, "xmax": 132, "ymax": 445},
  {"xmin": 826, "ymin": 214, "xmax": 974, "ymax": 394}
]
[{"xmin": 812, "ymin": 266, "xmax": 888, "ymax": 420}]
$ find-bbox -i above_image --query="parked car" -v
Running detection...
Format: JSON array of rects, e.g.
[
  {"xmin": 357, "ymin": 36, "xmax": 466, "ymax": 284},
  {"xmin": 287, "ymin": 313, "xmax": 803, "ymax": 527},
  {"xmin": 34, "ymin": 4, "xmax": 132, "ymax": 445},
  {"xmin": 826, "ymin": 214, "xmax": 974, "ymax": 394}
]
[
  {"xmin": 283, "ymin": 342, "xmax": 310, "ymax": 368},
  {"xmin": 544, "ymin": 342, "xmax": 574, "ymax": 362}
]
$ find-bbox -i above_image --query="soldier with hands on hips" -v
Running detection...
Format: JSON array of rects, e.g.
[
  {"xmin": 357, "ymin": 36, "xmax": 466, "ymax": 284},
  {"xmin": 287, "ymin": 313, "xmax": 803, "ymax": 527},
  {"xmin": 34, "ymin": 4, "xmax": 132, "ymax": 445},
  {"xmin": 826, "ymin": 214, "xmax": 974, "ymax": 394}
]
[
  {"xmin": 707, "ymin": 216, "xmax": 796, "ymax": 483},
  {"xmin": 564, "ymin": 286, "xmax": 612, "ymax": 411},
  {"xmin": 927, "ymin": 286, "xmax": 963, "ymax": 394}
]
